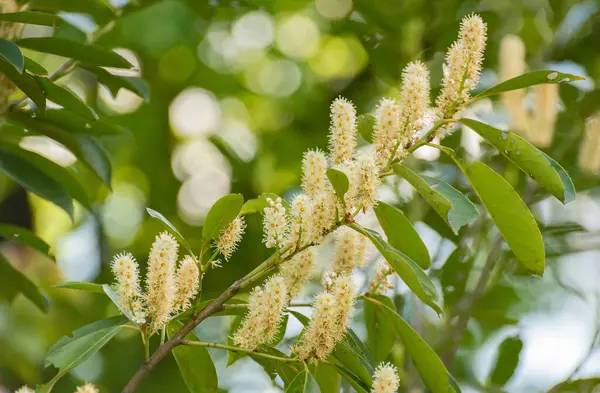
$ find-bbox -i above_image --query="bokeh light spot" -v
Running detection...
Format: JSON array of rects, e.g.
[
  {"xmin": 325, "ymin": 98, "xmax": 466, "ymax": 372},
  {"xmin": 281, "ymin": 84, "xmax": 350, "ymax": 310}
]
[
  {"xmin": 169, "ymin": 88, "xmax": 221, "ymax": 137},
  {"xmin": 276, "ymin": 14, "xmax": 321, "ymax": 60},
  {"xmin": 158, "ymin": 45, "xmax": 196, "ymax": 83},
  {"xmin": 316, "ymin": 0, "xmax": 353, "ymax": 20},
  {"xmin": 232, "ymin": 11, "xmax": 275, "ymax": 50}
]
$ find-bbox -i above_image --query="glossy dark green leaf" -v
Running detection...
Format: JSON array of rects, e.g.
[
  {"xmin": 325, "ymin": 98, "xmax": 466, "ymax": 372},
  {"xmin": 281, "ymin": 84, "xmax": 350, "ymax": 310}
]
[
  {"xmin": 490, "ymin": 336, "xmax": 523, "ymax": 386},
  {"xmin": 313, "ymin": 363, "xmax": 342, "ymax": 393},
  {"xmin": 0, "ymin": 142, "xmax": 91, "ymax": 210},
  {"xmin": 459, "ymin": 118, "xmax": 575, "ymax": 204},
  {"xmin": 146, "ymin": 207, "xmax": 194, "ymax": 257},
  {"xmin": 440, "ymin": 248, "xmax": 473, "ymax": 310},
  {"xmin": 364, "ymin": 296, "xmax": 456, "ymax": 393},
  {"xmin": 36, "ymin": 77, "xmax": 98, "ymax": 120},
  {"xmin": 16, "ymin": 37, "xmax": 133, "ymax": 69},
  {"xmin": 332, "ymin": 364, "xmax": 370, "ymax": 393},
  {"xmin": 472, "ymin": 70, "xmax": 584, "ymax": 101},
  {"xmin": 350, "ymin": 223, "xmax": 442, "ymax": 314},
  {"xmin": 0, "ymin": 223, "xmax": 50, "ymax": 255},
  {"xmin": 394, "ymin": 164, "xmax": 478, "ymax": 234},
  {"xmin": 548, "ymin": 378, "xmax": 600, "ymax": 393},
  {"xmin": 168, "ymin": 321, "xmax": 218, "ymax": 393},
  {"xmin": 0, "ymin": 11, "xmax": 58, "ymax": 26},
  {"xmin": 436, "ymin": 146, "xmax": 545, "ymax": 275},
  {"xmin": 0, "ymin": 37, "xmax": 24, "ymax": 73},
  {"xmin": 53, "ymin": 281, "xmax": 104, "ymax": 293},
  {"xmin": 0, "ymin": 60, "xmax": 46, "ymax": 112},
  {"xmin": 42, "ymin": 317, "xmax": 127, "ymax": 393},
  {"xmin": 75, "ymin": 135, "xmax": 112, "ymax": 187},
  {"xmin": 41, "ymin": 109, "xmax": 123, "ymax": 135},
  {"xmin": 78, "ymin": 64, "xmax": 150, "ymax": 101},
  {"xmin": 24, "ymin": 57, "xmax": 48, "ymax": 75},
  {"xmin": 285, "ymin": 370, "xmax": 321, "ymax": 393},
  {"xmin": 0, "ymin": 252, "xmax": 48, "ymax": 312},
  {"xmin": 375, "ymin": 201, "xmax": 431, "ymax": 269},
  {"xmin": 251, "ymin": 345, "xmax": 302, "ymax": 384},
  {"xmin": 364, "ymin": 294, "xmax": 396, "ymax": 364},
  {"xmin": 0, "ymin": 147, "xmax": 73, "ymax": 217},
  {"xmin": 327, "ymin": 168, "xmax": 350, "ymax": 200},
  {"xmin": 357, "ymin": 114, "xmax": 375, "ymax": 143},
  {"xmin": 202, "ymin": 193, "xmax": 244, "ymax": 245},
  {"xmin": 241, "ymin": 193, "xmax": 289, "ymax": 215}
]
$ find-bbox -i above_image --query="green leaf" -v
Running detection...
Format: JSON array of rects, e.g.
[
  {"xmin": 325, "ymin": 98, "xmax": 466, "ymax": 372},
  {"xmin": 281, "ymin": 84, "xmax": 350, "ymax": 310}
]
[
  {"xmin": 29, "ymin": 0, "xmax": 116, "ymax": 25},
  {"xmin": 168, "ymin": 322, "xmax": 218, "ymax": 393},
  {"xmin": 202, "ymin": 193, "xmax": 244, "ymax": 245},
  {"xmin": 241, "ymin": 193, "xmax": 289, "ymax": 215},
  {"xmin": 440, "ymin": 248, "xmax": 473, "ymax": 310},
  {"xmin": 24, "ymin": 57, "xmax": 49, "ymax": 75},
  {"xmin": 0, "ymin": 38, "xmax": 24, "ymax": 73},
  {"xmin": 458, "ymin": 118, "xmax": 575, "ymax": 204},
  {"xmin": 357, "ymin": 114, "xmax": 375, "ymax": 143},
  {"xmin": 285, "ymin": 370, "xmax": 321, "ymax": 393},
  {"xmin": 36, "ymin": 77, "xmax": 98, "ymax": 121},
  {"xmin": 0, "ymin": 60, "xmax": 46, "ymax": 112},
  {"xmin": 365, "ymin": 296, "xmax": 456, "ymax": 393},
  {"xmin": 472, "ymin": 70, "xmax": 584, "ymax": 101},
  {"xmin": 0, "ymin": 252, "xmax": 48, "ymax": 312},
  {"xmin": 227, "ymin": 315, "xmax": 246, "ymax": 366},
  {"xmin": 331, "ymin": 364, "xmax": 370, "ymax": 393},
  {"xmin": 78, "ymin": 64, "xmax": 150, "ymax": 102},
  {"xmin": 350, "ymin": 223, "xmax": 442, "ymax": 314},
  {"xmin": 16, "ymin": 37, "xmax": 133, "ymax": 69},
  {"xmin": 548, "ymin": 378, "xmax": 600, "ymax": 393},
  {"xmin": 103, "ymin": 284, "xmax": 136, "ymax": 323},
  {"xmin": 146, "ymin": 207, "xmax": 194, "ymax": 257},
  {"xmin": 326, "ymin": 168, "xmax": 350, "ymax": 200},
  {"xmin": 0, "ymin": 142, "xmax": 91, "ymax": 210},
  {"xmin": 41, "ymin": 109, "xmax": 123, "ymax": 135},
  {"xmin": 364, "ymin": 294, "xmax": 396, "ymax": 364},
  {"xmin": 42, "ymin": 317, "xmax": 127, "ymax": 393},
  {"xmin": 75, "ymin": 135, "xmax": 112, "ymax": 187},
  {"xmin": 0, "ymin": 11, "xmax": 58, "ymax": 26},
  {"xmin": 313, "ymin": 363, "xmax": 341, "ymax": 393},
  {"xmin": 0, "ymin": 147, "xmax": 73, "ymax": 217},
  {"xmin": 0, "ymin": 224, "xmax": 50, "ymax": 255},
  {"xmin": 252, "ymin": 345, "xmax": 302, "ymax": 384},
  {"xmin": 54, "ymin": 281, "xmax": 104, "ymax": 293},
  {"xmin": 374, "ymin": 201, "xmax": 431, "ymax": 269},
  {"xmin": 490, "ymin": 336, "xmax": 523, "ymax": 387},
  {"xmin": 394, "ymin": 164, "xmax": 478, "ymax": 234}
]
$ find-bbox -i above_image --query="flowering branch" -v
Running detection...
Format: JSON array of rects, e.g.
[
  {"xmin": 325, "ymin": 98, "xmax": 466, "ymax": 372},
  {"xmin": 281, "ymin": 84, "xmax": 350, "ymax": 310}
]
[{"xmin": 180, "ymin": 340, "xmax": 302, "ymax": 363}]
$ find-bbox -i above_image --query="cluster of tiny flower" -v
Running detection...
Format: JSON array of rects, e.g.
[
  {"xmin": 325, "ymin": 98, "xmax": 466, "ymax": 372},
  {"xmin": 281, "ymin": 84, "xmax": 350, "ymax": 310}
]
[
  {"xmin": 216, "ymin": 216, "xmax": 246, "ymax": 261},
  {"xmin": 436, "ymin": 14, "xmax": 487, "ymax": 121},
  {"xmin": 292, "ymin": 273, "xmax": 356, "ymax": 362},
  {"xmin": 233, "ymin": 275, "xmax": 288, "ymax": 350},
  {"xmin": 370, "ymin": 363, "xmax": 400, "ymax": 393},
  {"xmin": 280, "ymin": 249, "xmax": 315, "ymax": 300},
  {"xmin": 16, "ymin": 383, "xmax": 99, "ymax": 393},
  {"xmin": 111, "ymin": 232, "xmax": 199, "ymax": 334},
  {"xmin": 332, "ymin": 229, "xmax": 369, "ymax": 274},
  {"xmin": 369, "ymin": 261, "xmax": 395, "ymax": 295}
]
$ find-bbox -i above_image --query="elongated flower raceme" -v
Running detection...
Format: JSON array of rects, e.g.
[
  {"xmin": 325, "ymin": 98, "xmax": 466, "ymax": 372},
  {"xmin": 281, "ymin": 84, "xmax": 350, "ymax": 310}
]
[
  {"xmin": 293, "ymin": 273, "xmax": 356, "ymax": 362},
  {"xmin": 369, "ymin": 261, "xmax": 394, "ymax": 294},
  {"xmin": 436, "ymin": 14, "xmax": 487, "ymax": 119},
  {"xmin": 75, "ymin": 384, "xmax": 99, "ymax": 393},
  {"xmin": 329, "ymin": 97, "xmax": 357, "ymax": 165},
  {"xmin": 234, "ymin": 275, "xmax": 288, "ymax": 350},
  {"xmin": 499, "ymin": 34, "xmax": 529, "ymax": 136},
  {"xmin": 580, "ymin": 113, "xmax": 600, "ymax": 175},
  {"xmin": 145, "ymin": 231, "xmax": 179, "ymax": 333},
  {"xmin": 305, "ymin": 189, "xmax": 337, "ymax": 244},
  {"xmin": 289, "ymin": 193, "xmax": 313, "ymax": 246},
  {"xmin": 173, "ymin": 255, "xmax": 200, "ymax": 312},
  {"xmin": 14, "ymin": 387, "xmax": 34, "ymax": 393},
  {"xmin": 332, "ymin": 230, "xmax": 366, "ymax": 273},
  {"xmin": 531, "ymin": 84, "xmax": 559, "ymax": 148},
  {"xmin": 302, "ymin": 149, "xmax": 328, "ymax": 197},
  {"xmin": 371, "ymin": 363, "xmax": 400, "ymax": 393},
  {"xmin": 216, "ymin": 216, "xmax": 246, "ymax": 260},
  {"xmin": 399, "ymin": 61, "xmax": 431, "ymax": 144},
  {"xmin": 373, "ymin": 98, "xmax": 401, "ymax": 167},
  {"xmin": 263, "ymin": 197, "xmax": 289, "ymax": 248},
  {"xmin": 111, "ymin": 252, "xmax": 146, "ymax": 324},
  {"xmin": 280, "ymin": 248, "xmax": 315, "ymax": 299},
  {"xmin": 346, "ymin": 153, "xmax": 381, "ymax": 211}
]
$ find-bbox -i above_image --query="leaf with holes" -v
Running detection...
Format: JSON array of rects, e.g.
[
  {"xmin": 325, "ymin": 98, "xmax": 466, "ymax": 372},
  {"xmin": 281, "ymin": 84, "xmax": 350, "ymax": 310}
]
[
  {"xmin": 459, "ymin": 118, "xmax": 575, "ymax": 204},
  {"xmin": 472, "ymin": 70, "xmax": 584, "ymax": 101},
  {"xmin": 375, "ymin": 201, "xmax": 431, "ymax": 269}
]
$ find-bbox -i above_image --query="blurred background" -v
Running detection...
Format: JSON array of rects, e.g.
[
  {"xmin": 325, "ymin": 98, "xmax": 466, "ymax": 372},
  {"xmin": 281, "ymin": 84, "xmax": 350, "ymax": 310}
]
[{"xmin": 1, "ymin": 0, "xmax": 600, "ymax": 392}]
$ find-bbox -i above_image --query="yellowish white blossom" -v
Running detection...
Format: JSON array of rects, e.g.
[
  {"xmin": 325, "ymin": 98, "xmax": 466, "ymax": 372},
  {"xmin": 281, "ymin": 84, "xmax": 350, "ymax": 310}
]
[
  {"xmin": 173, "ymin": 255, "xmax": 200, "ymax": 312},
  {"xmin": 371, "ymin": 363, "xmax": 400, "ymax": 393},
  {"xmin": 346, "ymin": 153, "xmax": 380, "ymax": 211},
  {"xmin": 580, "ymin": 113, "xmax": 600, "ymax": 175},
  {"xmin": 233, "ymin": 275, "xmax": 288, "ymax": 350},
  {"xmin": 369, "ymin": 261, "xmax": 394, "ymax": 294},
  {"xmin": 436, "ymin": 14, "xmax": 487, "ymax": 118},
  {"xmin": 263, "ymin": 197, "xmax": 289, "ymax": 248},
  {"xmin": 399, "ymin": 61, "xmax": 431, "ymax": 143},
  {"xmin": 329, "ymin": 96, "xmax": 357, "ymax": 165},
  {"xmin": 14, "ymin": 387, "xmax": 35, "ymax": 393},
  {"xmin": 373, "ymin": 98, "xmax": 402, "ymax": 167},
  {"xmin": 301, "ymin": 149, "xmax": 328, "ymax": 198},
  {"xmin": 332, "ymin": 230, "xmax": 366, "ymax": 273},
  {"xmin": 304, "ymin": 189, "xmax": 336, "ymax": 244},
  {"xmin": 216, "ymin": 216, "xmax": 246, "ymax": 260},
  {"xmin": 111, "ymin": 252, "xmax": 145, "ymax": 324},
  {"xmin": 280, "ymin": 248, "xmax": 314, "ymax": 299},
  {"xmin": 145, "ymin": 231, "xmax": 179, "ymax": 333},
  {"xmin": 530, "ymin": 84, "xmax": 559, "ymax": 148},
  {"xmin": 499, "ymin": 35, "xmax": 529, "ymax": 136},
  {"xmin": 75, "ymin": 383, "xmax": 100, "ymax": 393}
]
